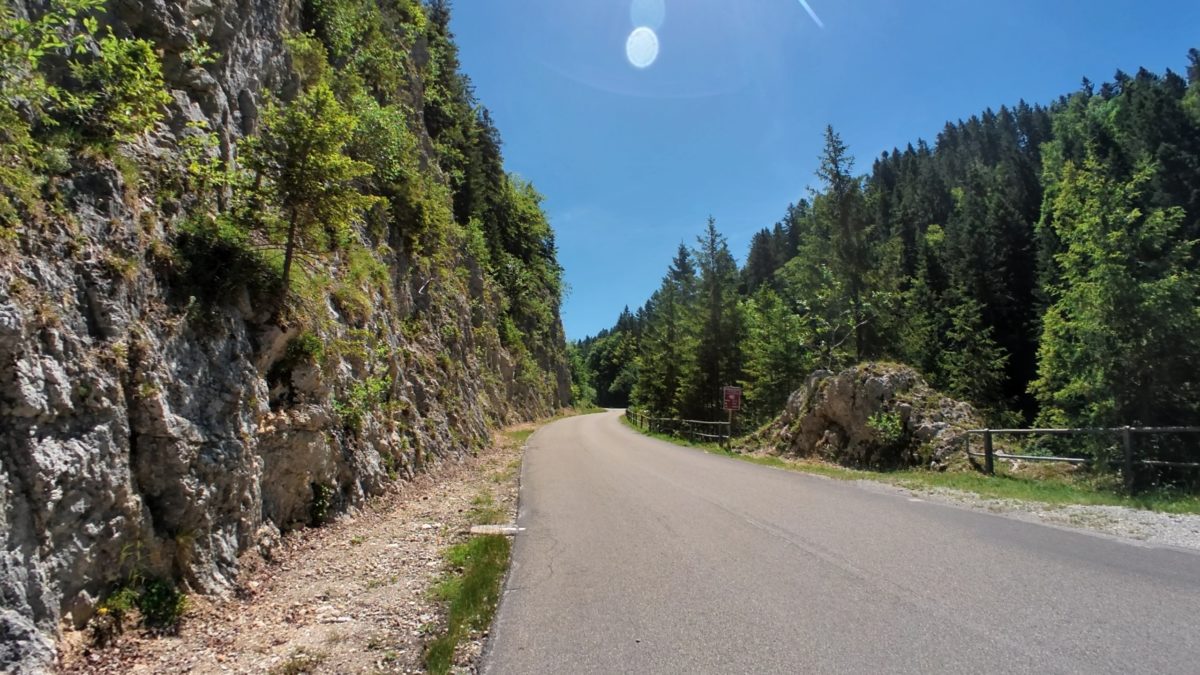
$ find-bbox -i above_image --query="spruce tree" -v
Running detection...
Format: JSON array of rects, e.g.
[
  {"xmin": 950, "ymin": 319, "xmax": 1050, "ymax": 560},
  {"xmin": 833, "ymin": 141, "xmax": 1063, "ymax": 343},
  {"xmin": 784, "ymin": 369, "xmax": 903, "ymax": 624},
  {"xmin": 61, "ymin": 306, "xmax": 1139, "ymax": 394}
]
[
  {"xmin": 685, "ymin": 218, "xmax": 743, "ymax": 418},
  {"xmin": 741, "ymin": 288, "xmax": 810, "ymax": 421},
  {"xmin": 1032, "ymin": 157, "xmax": 1200, "ymax": 428},
  {"xmin": 814, "ymin": 126, "xmax": 872, "ymax": 360}
]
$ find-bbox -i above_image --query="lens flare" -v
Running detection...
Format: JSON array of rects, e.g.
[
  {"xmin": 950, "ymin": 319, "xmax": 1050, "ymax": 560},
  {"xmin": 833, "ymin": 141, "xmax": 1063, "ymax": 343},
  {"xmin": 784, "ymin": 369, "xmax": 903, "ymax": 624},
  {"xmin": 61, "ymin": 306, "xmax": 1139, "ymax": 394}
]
[
  {"xmin": 625, "ymin": 27, "xmax": 659, "ymax": 69},
  {"xmin": 630, "ymin": 0, "xmax": 665, "ymax": 29},
  {"xmin": 796, "ymin": 0, "xmax": 825, "ymax": 28}
]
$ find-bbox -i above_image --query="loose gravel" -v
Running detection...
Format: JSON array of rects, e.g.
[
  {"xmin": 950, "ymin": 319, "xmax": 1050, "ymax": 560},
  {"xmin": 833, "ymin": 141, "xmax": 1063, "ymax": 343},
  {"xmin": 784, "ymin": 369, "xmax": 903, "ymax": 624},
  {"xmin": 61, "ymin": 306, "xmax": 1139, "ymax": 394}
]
[{"xmin": 872, "ymin": 482, "xmax": 1200, "ymax": 552}]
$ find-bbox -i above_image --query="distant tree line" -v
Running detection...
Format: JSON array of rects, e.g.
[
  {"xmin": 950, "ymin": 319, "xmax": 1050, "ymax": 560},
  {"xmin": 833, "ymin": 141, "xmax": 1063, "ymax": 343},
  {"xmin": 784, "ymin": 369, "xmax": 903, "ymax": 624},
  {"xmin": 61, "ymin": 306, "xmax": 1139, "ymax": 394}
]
[{"xmin": 573, "ymin": 50, "xmax": 1200, "ymax": 433}]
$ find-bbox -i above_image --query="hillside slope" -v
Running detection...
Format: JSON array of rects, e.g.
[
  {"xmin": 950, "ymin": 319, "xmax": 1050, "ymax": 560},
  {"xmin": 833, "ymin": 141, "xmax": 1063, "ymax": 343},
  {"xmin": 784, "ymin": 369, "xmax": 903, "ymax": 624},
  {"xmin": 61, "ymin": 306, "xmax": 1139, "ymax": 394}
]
[{"xmin": 0, "ymin": 0, "xmax": 568, "ymax": 670}]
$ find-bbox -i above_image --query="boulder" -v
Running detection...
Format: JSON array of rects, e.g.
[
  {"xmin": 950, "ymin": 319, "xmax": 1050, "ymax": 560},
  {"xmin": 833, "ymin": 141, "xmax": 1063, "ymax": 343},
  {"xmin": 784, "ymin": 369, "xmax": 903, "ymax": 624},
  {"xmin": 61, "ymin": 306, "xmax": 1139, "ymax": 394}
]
[{"xmin": 762, "ymin": 363, "xmax": 982, "ymax": 469}]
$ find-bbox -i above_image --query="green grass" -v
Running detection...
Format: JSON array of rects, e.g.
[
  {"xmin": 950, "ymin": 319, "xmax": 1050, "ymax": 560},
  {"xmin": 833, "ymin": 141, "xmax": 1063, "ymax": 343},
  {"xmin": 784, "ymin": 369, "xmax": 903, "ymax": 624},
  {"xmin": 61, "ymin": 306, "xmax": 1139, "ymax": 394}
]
[
  {"xmin": 423, "ymin": 535, "xmax": 511, "ymax": 674},
  {"xmin": 467, "ymin": 492, "xmax": 507, "ymax": 525},
  {"xmin": 570, "ymin": 404, "xmax": 607, "ymax": 415},
  {"xmin": 620, "ymin": 414, "xmax": 1200, "ymax": 514},
  {"xmin": 503, "ymin": 428, "xmax": 535, "ymax": 445},
  {"xmin": 425, "ymin": 414, "xmax": 554, "ymax": 674},
  {"xmin": 885, "ymin": 469, "xmax": 1200, "ymax": 514},
  {"xmin": 618, "ymin": 413, "xmax": 727, "ymax": 451}
]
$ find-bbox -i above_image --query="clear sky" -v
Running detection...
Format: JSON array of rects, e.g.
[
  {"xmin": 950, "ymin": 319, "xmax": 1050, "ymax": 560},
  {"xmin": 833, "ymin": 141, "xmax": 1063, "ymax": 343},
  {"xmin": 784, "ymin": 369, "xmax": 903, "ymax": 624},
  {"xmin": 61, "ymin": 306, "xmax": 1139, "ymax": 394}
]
[{"xmin": 449, "ymin": 0, "xmax": 1200, "ymax": 340}]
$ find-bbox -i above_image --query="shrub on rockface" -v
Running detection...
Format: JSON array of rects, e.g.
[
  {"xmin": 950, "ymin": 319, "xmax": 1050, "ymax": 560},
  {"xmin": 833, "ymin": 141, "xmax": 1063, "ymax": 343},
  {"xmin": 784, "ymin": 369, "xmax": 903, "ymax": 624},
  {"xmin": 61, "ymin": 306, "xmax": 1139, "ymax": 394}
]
[{"xmin": 758, "ymin": 363, "xmax": 982, "ymax": 470}]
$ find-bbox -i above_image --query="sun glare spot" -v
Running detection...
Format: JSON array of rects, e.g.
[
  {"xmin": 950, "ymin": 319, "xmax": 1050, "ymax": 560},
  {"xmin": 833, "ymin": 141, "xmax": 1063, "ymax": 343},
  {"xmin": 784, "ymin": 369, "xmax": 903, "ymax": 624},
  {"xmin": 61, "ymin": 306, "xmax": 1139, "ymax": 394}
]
[
  {"xmin": 796, "ymin": 0, "xmax": 825, "ymax": 29},
  {"xmin": 630, "ymin": 0, "xmax": 665, "ymax": 29},
  {"xmin": 625, "ymin": 27, "xmax": 659, "ymax": 69}
]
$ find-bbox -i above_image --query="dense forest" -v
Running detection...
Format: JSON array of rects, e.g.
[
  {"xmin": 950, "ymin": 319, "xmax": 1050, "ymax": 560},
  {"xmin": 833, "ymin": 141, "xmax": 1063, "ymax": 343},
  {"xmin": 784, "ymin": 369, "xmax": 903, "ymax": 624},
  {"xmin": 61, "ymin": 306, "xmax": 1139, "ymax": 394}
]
[{"xmin": 575, "ymin": 50, "xmax": 1200, "ymax": 433}]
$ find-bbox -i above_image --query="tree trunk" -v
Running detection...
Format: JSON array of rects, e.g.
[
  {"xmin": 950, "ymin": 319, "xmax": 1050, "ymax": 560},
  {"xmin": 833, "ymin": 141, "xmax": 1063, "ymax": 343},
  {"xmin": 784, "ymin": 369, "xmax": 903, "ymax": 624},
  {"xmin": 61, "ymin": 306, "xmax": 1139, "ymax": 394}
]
[
  {"xmin": 279, "ymin": 208, "xmax": 299, "ymax": 311},
  {"xmin": 854, "ymin": 295, "xmax": 864, "ymax": 362}
]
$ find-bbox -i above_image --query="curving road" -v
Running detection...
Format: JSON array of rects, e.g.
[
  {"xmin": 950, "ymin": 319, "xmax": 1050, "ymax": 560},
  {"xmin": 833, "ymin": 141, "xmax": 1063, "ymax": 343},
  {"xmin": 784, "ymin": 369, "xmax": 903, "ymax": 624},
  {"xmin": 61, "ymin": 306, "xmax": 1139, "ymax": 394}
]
[{"xmin": 484, "ymin": 410, "xmax": 1200, "ymax": 674}]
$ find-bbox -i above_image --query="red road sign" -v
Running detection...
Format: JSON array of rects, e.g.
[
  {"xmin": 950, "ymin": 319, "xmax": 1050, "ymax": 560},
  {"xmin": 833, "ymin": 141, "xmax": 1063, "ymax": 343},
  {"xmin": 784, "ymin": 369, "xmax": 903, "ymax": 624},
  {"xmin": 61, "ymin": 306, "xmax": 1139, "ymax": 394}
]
[{"xmin": 722, "ymin": 386, "xmax": 742, "ymax": 411}]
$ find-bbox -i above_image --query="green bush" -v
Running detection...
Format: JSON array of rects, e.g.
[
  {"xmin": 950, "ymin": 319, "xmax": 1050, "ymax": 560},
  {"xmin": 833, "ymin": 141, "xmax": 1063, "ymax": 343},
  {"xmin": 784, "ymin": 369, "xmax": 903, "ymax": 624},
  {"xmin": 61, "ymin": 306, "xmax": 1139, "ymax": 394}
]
[
  {"xmin": 171, "ymin": 216, "xmax": 282, "ymax": 306},
  {"xmin": 0, "ymin": 0, "xmax": 104, "ymax": 227},
  {"xmin": 333, "ymin": 376, "xmax": 390, "ymax": 432},
  {"xmin": 137, "ymin": 578, "xmax": 188, "ymax": 630},
  {"xmin": 65, "ymin": 30, "xmax": 172, "ymax": 142},
  {"xmin": 867, "ymin": 411, "xmax": 905, "ymax": 446},
  {"xmin": 310, "ymin": 482, "xmax": 334, "ymax": 525},
  {"xmin": 287, "ymin": 331, "xmax": 325, "ymax": 364},
  {"xmin": 95, "ymin": 577, "xmax": 187, "ymax": 637},
  {"xmin": 267, "ymin": 332, "xmax": 326, "ymax": 394}
]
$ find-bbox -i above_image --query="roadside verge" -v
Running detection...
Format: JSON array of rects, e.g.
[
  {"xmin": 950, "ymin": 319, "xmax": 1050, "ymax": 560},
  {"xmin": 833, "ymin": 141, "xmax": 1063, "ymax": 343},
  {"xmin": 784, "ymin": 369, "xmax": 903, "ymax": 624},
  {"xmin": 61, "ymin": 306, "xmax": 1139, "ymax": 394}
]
[{"xmin": 620, "ymin": 413, "xmax": 1200, "ymax": 551}]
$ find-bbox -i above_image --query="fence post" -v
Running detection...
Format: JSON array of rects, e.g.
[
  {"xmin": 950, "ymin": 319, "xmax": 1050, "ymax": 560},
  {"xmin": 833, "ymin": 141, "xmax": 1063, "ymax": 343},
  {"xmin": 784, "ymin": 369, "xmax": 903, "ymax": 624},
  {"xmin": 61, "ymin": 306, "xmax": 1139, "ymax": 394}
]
[
  {"xmin": 1122, "ymin": 426, "xmax": 1134, "ymax": 494},
  {"xmin": 984, "ymin": 429, "xmax": 995, "ymax": 476}
]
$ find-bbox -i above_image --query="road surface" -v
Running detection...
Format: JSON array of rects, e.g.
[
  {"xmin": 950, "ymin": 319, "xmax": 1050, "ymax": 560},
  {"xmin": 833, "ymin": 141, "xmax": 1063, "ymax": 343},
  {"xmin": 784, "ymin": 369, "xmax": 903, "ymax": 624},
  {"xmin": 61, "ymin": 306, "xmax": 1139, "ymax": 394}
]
[{"xmin": 484, "ymin": 410, "xmax": 1200, "ymax": 674}]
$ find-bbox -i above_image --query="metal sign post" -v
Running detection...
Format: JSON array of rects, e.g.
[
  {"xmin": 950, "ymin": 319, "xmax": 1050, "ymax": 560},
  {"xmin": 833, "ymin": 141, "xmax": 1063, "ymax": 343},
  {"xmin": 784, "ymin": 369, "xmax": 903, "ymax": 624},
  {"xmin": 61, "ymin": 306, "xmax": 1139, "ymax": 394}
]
[{"xmin": 722, "ymin": 386, "xmax": 742, "ymax": 412}]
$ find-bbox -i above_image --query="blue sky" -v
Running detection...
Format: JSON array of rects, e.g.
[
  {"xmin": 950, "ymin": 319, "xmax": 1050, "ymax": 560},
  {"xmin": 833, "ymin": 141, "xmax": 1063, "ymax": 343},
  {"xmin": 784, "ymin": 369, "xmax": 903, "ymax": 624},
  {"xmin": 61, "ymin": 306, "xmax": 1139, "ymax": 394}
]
[{"xmin": 450, "ymin": 0, "xmax": 1200, "ymax": 340}]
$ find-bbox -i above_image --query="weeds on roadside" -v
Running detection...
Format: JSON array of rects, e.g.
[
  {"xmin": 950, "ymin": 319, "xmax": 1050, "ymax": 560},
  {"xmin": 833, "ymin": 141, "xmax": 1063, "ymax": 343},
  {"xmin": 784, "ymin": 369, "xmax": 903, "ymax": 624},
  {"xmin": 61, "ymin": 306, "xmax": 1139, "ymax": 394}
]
[
  {"xmin": 503, "ymin": 428, "xmax": 534, "ymax": 445},
  {"xmin": 423, "ymin": 535, "xmax": 510, "ymax": 674},
  {"xmin": 467, "ymin": 492, "xmax": 506, "ymax": 525},
  {"xmin": 93, "ymin": 576, "xmax": 188, "ymax": 645}
]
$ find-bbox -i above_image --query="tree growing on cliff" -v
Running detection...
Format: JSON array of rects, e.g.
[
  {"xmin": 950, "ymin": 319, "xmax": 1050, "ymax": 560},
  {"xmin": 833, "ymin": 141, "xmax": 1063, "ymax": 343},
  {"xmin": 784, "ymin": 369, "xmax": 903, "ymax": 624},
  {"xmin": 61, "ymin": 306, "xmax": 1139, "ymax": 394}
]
[{"xmin": 241, "ymin": 82, "xmax": 376, "ymax": 305}]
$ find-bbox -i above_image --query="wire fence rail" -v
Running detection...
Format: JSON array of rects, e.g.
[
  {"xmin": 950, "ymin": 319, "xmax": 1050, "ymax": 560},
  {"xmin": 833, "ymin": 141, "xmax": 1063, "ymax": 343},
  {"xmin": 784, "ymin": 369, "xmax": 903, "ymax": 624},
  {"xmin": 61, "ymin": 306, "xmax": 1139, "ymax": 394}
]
[
  {"xmin": 965, "ymin": 426, "xmax": 1200, "ymax": 493},
  {"xmin": 626, "ymin": 410, "xmax": 732, "ymax": 448}
]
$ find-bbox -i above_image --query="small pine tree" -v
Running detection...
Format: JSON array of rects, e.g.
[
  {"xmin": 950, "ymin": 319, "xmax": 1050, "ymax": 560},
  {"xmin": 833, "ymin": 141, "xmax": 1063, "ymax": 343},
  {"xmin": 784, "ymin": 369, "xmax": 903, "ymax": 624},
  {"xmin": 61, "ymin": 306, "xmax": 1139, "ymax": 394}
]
[
  {"xmin": 938, "ymin": 288, "xmax": 1009, "ymax": 410},
  {"xmin": 740, "ymin": 288, "xmax": 810, "ymax": 420},
  {"xmin": 241, "ymin": 82, "xmax": 377, "ymax": 305}
]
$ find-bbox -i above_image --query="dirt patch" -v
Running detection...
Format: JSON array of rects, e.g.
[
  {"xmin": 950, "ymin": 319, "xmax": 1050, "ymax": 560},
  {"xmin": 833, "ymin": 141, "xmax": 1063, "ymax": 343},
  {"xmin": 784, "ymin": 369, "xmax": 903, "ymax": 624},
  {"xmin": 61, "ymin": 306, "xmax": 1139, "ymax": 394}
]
[{"xmin": 59, "ymin": 425, "xmax": 532, "ymax": 674}]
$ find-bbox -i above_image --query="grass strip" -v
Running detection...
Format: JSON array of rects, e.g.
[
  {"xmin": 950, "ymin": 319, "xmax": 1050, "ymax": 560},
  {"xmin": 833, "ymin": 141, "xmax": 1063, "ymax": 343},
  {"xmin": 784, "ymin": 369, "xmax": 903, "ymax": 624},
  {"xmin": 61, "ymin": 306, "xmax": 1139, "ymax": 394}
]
[
  {"xmin": 424, "ymin": 535, "xmax": 511, "ymax": 674},
  {"xmin": 620, "ymin": 414, "xmax": 1200, "ymax": 514},
  {"xmin": 425, "ymin": 412, "xmax": 580, "ymax": 674},
  {"xmin": 503, "ymin": 428, "xmax": 535, "ymax": 445}
]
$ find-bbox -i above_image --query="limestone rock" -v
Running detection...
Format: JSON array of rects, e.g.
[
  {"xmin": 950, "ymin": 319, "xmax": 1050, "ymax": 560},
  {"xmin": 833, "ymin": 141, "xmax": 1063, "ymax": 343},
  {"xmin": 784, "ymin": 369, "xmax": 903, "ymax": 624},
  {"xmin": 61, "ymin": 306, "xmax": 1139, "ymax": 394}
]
[
  {"xmin": 0, "ymin": 0, "xmax": 569, "ymax": 670},
  {"xmin": 764, "ymin": 363, "xmax": 982, "ymax": 469}
]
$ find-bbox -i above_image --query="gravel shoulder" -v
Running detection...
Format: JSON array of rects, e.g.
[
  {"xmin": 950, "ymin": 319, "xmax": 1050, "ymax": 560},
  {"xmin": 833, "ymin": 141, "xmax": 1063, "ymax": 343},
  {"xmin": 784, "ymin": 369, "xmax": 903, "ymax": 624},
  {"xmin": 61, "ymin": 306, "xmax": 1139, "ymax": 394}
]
[
  {"xmin": 729, "ymin": 445, "xmax": 1200, "ymax": 553},
  {"xmin": 59, "ymin": 424, "xmax": 531, "ymax": 674},
  {"xmin": 883, "ymin": 482, "xmax": 1200, "ymax": 551}
]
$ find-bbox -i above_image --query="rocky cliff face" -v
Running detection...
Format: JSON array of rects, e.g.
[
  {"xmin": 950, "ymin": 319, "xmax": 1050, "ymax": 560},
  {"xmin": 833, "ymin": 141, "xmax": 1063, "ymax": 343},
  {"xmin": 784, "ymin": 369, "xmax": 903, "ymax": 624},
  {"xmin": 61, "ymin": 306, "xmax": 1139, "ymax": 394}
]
[
  {"xmin": 757, "ymin": 363, "xmax": 981, "ymax": 469},
  {"xmin": 0, "ymin": 0, "xmax": 569, "ymax": 670}
]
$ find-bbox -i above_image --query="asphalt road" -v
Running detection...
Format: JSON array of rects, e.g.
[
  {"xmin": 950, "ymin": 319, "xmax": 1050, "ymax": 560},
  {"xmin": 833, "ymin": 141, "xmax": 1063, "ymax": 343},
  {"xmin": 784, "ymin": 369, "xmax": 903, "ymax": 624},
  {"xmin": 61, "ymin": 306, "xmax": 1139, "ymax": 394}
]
[{"xmin": 484, "ymin": 410, "xmax": 1200, "ymax": 674}]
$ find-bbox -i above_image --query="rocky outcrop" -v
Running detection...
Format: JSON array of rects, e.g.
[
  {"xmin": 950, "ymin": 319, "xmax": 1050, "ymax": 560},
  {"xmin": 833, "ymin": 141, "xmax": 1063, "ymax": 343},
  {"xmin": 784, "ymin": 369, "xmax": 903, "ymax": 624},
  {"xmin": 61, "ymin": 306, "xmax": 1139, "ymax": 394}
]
[
  {"xmin": 0, "ymin": 0, "xmax": 569, "ymax": 671},
  {"xmin": 758, "ymin": 363, "xmax": 982, "ymax": 469}
]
